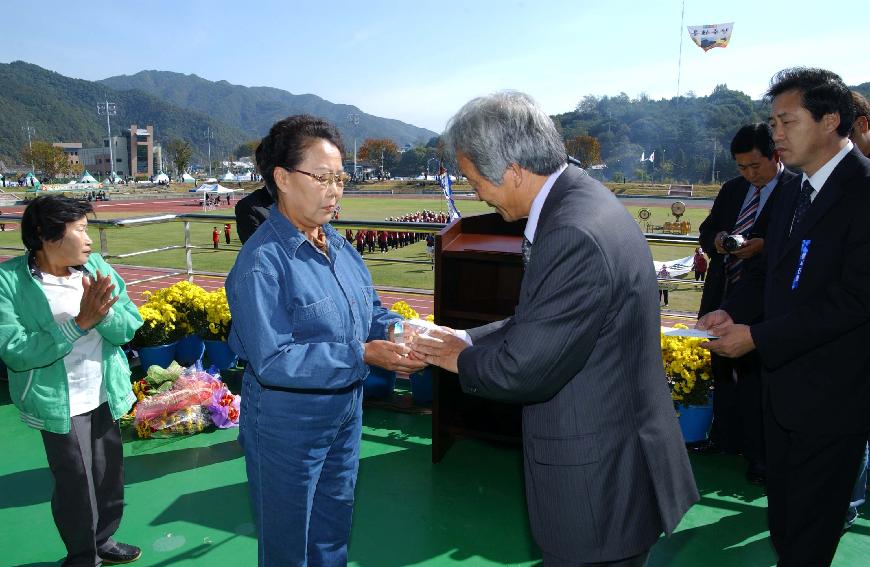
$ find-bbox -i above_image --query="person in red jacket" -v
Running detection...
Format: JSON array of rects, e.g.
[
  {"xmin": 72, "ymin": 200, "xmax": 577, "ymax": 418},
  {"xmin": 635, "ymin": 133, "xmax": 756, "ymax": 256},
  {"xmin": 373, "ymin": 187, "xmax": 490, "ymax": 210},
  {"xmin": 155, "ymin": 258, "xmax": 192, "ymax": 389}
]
[
  {"xmin": 212, "ymin": 227, "xmax": 219, "ymax": 249},
  {"xmin": 692, "ymin": 247, "xmax": 708, "ymax": 281}
]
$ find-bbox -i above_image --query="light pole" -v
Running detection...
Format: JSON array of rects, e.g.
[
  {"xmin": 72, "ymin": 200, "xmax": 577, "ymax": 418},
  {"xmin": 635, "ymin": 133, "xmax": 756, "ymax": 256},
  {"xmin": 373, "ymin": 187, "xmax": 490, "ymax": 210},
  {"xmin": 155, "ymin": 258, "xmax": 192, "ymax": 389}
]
[
  {"xmin": 97, "ymin": 101, "xmax": 117, "ymax": 179},
  {"xmin": 709, "ymin": 138, "xmax": 718, "ymax": 184},
  {"xmin": 347, "ymin": 113, "xmax": 360, "ymax": 178},
  {"xmin": 21, "ymin": 123, "xmax": 35, "ymax": 173},
  {"xmin": 204, "ymin": 127, "xmax": 215, "ymax": 177}
]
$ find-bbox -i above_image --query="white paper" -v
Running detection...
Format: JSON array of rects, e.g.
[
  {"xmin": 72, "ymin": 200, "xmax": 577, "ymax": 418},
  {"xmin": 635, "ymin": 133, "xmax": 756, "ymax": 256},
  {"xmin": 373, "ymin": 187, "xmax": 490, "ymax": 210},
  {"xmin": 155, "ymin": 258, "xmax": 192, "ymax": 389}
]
[{"xmin": 662, "ymin": 327, "xmax": 718, "ymax": 339}]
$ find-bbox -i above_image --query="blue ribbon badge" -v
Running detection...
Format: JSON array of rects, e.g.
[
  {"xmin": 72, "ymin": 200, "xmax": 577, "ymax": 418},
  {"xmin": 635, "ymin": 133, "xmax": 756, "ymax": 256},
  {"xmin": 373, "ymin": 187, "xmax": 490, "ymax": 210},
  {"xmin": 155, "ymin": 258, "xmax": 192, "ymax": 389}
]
[{"xmin": 791, "ymin": 239, "xmax": 811, "ymax": 290}]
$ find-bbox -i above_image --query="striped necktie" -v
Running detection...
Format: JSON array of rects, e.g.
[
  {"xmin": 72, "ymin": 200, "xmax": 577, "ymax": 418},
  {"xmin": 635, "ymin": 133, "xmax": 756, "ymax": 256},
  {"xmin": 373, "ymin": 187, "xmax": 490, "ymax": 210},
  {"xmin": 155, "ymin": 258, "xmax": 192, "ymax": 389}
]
[
  {"xmin": 521, "ymin": 236, "xmax": 532, "ymax": 268},
  {"xmin": 725, "ymin": 186, "xmax": 760, "ymax": 285},
  {"xmin": 790, "ymin": 179, "xmax": 814, "ymax": 236}
]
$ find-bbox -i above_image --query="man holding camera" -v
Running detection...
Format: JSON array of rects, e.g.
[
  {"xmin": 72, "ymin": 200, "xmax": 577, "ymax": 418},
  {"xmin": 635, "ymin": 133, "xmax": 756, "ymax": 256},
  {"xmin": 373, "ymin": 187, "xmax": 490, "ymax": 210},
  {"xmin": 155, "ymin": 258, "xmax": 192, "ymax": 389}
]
[{"xmin": 696, "ymin": 123, "xmax": 797, "ymax": 484}]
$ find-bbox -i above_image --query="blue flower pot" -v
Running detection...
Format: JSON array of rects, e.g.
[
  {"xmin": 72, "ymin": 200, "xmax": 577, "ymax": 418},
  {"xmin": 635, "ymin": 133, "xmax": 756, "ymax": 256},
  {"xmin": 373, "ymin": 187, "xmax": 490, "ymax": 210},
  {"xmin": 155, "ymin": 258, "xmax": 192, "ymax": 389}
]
[
  {"xmin": 363, "ymin": 366, "xmax": 396, "ymax": 399},
  {"xmin": 677, "ymin": 403, "xmax": 714, "ymax": 443},
  {"xmin": 204, "ymin": 339, "xmax": 238, "ymax": 371},
  {"xmin": 175, "ymin": 334, "xmax": 205, "ymax": 366},
  {"xmin": 409, "ymin": 368, "xmax": 433, "ymax": 405},
  {"xmin": 138, "ymin": 342, "xmax": 178, "ymax": 370}
]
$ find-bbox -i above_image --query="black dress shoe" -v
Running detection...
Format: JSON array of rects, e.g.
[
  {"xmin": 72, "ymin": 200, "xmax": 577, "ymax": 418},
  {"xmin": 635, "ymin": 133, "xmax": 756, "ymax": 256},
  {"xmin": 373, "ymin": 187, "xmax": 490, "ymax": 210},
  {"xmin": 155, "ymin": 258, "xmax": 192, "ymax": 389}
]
[
  {"xmin": 745, "ymin": 467, "xmax": 766, "ymax": 485},
  {"xmin": 99, "ymin": 542, "xmax": 142, "ymax": 564}
]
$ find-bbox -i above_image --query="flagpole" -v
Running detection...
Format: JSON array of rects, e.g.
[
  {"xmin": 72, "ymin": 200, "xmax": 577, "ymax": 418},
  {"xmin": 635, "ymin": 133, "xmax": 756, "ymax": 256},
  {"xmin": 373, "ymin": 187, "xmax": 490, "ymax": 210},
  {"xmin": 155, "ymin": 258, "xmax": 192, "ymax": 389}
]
[{"xmin": 676, "ymin": 0, "xmax": 685, "ymax": 96}]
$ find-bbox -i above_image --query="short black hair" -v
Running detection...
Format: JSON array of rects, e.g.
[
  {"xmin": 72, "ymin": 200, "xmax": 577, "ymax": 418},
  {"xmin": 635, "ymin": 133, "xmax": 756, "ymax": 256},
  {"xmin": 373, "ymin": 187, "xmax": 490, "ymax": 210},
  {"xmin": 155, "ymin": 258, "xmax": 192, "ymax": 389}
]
[
  {"xmin": 730, "ymin": 123, "xmax": 776, "ymax": 160},
  {"xmin": 21, "ymin": 195, "xmax": 93, "ymax": 251},
  {"xmin": 766, "ymin": 67, "xmax": 855, "ymax": 137},
  {"xmin": 255, "ymin": 115, "xmax": 345, "ymax": 198}
]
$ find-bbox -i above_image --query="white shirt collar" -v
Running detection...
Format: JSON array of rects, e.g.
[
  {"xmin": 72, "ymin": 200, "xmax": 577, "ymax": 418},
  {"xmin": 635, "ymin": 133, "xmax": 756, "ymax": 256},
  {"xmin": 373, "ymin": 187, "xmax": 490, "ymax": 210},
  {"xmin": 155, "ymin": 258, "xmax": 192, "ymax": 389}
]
[
  {"xmin": 524, "ymin": 164, "xmax": 568, "ymax": 244},
  {"xmin": 802, "ymin": 140, "xmax": 853, "ymax": 196}
]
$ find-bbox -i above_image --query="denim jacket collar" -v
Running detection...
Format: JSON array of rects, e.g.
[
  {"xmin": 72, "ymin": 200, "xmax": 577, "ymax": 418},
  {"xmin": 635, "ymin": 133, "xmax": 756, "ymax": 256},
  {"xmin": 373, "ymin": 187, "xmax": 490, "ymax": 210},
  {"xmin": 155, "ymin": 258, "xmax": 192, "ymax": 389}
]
[{"xmin": 267, "ymin": 204, "xmax": 346, "ymax": 259}]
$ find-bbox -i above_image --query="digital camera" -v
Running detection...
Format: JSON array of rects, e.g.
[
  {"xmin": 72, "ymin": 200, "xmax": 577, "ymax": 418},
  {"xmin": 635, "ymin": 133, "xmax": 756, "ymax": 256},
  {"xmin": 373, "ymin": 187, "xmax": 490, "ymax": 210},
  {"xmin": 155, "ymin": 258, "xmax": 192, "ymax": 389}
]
[{"xmin": 722, "ymin": 234, "xmax": 746, "ymax": 252}]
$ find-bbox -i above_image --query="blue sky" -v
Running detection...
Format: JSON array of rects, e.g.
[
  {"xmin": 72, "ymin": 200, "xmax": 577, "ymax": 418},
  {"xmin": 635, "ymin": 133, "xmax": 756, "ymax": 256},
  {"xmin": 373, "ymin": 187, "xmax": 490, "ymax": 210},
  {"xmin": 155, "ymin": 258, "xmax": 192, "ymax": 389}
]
[{"xmin": 2, "ymin": 0, "xmax": 866, "ymax": 133}]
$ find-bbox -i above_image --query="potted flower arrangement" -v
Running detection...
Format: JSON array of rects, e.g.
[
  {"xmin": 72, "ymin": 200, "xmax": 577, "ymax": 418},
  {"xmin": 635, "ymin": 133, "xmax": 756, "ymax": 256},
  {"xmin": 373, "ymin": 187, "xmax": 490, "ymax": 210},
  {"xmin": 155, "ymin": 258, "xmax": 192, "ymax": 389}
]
[
  {"xmin": 142, "ymin": 282, "xmax": 209, "ymax": 366},
  {"xmin": 661, "ymin": 325, "xmax": 713, "ymax": 443},
  {"xmin": 192, "ymin": 288, "xmax": 236, "ymax": 370},
  {"xmin": 133, "ymin": 301, "xmax": 183, "ymax": 370}
]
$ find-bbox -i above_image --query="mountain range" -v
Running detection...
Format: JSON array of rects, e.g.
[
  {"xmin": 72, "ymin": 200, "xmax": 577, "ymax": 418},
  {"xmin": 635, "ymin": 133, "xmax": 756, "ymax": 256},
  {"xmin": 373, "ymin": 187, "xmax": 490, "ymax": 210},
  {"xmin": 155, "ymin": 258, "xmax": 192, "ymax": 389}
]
[{"xmin": 0, "ymin": 61, "xmax": 437, "ymax": 165}]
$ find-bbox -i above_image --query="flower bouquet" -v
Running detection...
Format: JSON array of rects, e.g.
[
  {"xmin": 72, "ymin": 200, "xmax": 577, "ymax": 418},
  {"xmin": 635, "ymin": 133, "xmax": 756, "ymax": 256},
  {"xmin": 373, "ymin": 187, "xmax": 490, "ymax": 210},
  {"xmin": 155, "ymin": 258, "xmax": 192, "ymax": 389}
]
[
  {"xmin": 131, "ymin": 367, "xmax": 241, "ymax": 439},
  {"xmin": 661, "ymin": 324, "xmax": 713, "ymax": 406}
]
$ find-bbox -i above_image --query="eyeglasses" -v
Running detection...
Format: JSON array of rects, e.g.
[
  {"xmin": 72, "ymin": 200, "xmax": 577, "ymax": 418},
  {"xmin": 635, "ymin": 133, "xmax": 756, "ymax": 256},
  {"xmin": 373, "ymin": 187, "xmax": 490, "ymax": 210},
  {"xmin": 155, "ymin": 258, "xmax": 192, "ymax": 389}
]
[{"xmin": 283, "ymin": 167, "xmax": 350, "ymax": 187}]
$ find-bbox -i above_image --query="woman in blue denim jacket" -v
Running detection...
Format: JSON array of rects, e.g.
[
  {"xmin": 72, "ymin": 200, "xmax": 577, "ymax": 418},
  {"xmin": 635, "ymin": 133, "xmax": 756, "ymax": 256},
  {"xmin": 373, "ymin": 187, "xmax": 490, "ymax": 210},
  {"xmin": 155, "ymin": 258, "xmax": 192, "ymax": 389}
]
[{"xmin": 226, "ymin": 115, "xmax": 426, "ymax": 566}]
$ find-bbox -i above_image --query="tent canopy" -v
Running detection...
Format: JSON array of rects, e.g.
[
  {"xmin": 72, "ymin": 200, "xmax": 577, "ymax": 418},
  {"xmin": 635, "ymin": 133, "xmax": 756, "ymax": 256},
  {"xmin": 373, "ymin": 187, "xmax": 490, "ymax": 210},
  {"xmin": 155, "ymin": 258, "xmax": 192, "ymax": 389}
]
[
  {"xmin": 79, "ymin": 170, "xmax": 98, "ymax": 184},
  {"xmin": 181, "ymin": 173, "xmax": 196, "ymax": 183},
  {"xmin": 190, "ymin": 183, "xmax": 235, "ymax": 194},
  {"xmin": 154, "ymin": 172, "xmax": 170, "ymax": 183}
]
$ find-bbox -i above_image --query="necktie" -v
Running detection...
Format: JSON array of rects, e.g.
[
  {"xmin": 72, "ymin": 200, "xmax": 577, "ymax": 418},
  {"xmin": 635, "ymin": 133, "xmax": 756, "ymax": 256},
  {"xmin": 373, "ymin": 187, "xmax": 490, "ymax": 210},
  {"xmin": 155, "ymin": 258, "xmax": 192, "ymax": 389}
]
[
  {"xmin": 521, "ymin": 236, "xmax": 532, "ymax": 268},
  {"xmin": 725, "ymin": 186, "xmax": 760, "ymax": 285},
  {"xmin": 790, "ymin": 179, "xmax": 814, "ymax": 236}
]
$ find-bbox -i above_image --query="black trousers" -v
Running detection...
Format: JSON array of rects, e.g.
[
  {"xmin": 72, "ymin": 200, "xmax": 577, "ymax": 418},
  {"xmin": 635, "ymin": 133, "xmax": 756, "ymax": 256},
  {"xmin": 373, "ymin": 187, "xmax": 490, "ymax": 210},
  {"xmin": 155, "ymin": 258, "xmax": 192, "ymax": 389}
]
[
  {"xmin": 710, "ymin": 354, "xmax": 765, "ymax": 469},
  {"xmin": 764, "ymin": 401, "xmax": 866, "ymax": 566},
  {"xmin": 41, "ymin": 402, "xmax": 125, "ymax": 567}
]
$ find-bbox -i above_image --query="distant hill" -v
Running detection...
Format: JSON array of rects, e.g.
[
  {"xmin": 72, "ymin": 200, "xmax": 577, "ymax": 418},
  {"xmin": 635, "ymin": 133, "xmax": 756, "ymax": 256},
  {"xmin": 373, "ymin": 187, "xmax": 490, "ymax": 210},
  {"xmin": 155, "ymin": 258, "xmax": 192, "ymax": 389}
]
[
  {"xmin": 553, "ymin": 80, "xmax": 870, "ymax": 183},
  {"xmin": 0, "ymin": 61, "xmax": 247, "ymax": 164},
  {"xmin": 99, "ymin": 70, "xmax": 437, "ymax": 148}
]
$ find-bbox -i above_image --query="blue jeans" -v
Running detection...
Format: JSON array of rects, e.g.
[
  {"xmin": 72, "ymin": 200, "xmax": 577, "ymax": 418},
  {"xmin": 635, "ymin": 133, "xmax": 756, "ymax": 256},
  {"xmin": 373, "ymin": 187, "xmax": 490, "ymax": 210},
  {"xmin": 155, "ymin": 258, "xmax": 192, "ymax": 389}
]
[{"xmin": 240, "ymin": 373, "xmax": 363, "ymax": 566}]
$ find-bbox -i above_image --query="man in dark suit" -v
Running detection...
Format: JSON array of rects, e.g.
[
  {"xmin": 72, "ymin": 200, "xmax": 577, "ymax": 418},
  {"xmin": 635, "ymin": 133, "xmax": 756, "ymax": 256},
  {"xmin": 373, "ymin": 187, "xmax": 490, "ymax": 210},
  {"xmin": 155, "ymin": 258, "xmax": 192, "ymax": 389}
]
[
  {"xmin": 700, "ymin": 68, "xmax": 870, "ymax": 566},
  {"xmin": 413, "ymin": 91, "xmax": 698, "ymax": 566},
  {"xmin": 697, "ymin": 124, "xmax": 797, "ymax": 484}
]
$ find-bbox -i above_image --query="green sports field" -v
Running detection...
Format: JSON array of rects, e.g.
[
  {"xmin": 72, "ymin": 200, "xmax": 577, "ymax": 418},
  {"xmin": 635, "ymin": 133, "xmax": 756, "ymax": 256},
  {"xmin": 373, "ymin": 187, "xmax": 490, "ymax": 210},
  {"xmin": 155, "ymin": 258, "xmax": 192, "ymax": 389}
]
[{"xmin": 0, "ymin": 196, "xmax": 706, "ymax": 313}]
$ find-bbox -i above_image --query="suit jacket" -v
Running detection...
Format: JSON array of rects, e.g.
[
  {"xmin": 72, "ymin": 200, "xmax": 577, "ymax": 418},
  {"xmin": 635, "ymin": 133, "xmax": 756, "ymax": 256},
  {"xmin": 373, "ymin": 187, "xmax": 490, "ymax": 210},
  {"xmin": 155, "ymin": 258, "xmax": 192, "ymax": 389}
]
[
  {"xmin": 457, "ymin": 166, "xmax": 698, "ymax": 562},
  {"xmin": 698, "ymin": 168, "xmax": 797, "ymax": 317},
  {"xmin": 235, "ymin": 186, "xmax": 274, "ymax": 244},
  {"xmin": 725, "ymin": 148, "xmax": 870, "ymax": 435}
]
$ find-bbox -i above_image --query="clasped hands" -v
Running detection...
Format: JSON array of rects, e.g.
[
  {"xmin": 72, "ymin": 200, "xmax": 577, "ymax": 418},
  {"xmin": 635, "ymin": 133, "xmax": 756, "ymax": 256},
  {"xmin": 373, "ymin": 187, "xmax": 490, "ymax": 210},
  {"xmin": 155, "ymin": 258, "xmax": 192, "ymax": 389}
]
[
  {"xmin": 695, "ymin": 309, "xmax": 755, "ymax": 358},
  {"xmin": 363, "ymin": 325, "xmax": 469, "ymax": 375},
  {"xmin": 75, "ymin": 271, "xmax": 117, "ymax": 331}
]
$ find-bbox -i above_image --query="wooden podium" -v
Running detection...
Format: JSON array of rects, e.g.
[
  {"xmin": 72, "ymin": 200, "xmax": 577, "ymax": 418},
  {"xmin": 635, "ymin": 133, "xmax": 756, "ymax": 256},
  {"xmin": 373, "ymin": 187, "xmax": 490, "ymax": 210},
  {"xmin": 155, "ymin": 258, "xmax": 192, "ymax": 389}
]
[{"xmin": 432, "ymin": 213, "xmax": 526, "ymax": 463}]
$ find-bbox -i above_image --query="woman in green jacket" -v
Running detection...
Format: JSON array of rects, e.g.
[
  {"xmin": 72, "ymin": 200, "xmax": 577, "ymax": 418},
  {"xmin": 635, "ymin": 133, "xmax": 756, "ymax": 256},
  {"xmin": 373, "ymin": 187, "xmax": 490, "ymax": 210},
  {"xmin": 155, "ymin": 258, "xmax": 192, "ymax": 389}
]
[{"xmin": 0, "ymin": 195, "xmax": 143, "ymax": 566}]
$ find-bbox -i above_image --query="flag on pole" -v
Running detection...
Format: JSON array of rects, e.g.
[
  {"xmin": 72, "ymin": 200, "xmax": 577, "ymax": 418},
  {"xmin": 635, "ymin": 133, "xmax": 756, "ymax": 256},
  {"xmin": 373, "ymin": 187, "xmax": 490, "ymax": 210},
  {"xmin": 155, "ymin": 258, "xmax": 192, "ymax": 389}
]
[
  {"xmin": 687, "ymin": 22, "xmax": 734, "ymax": 52},
  {"xmin": 438, "ymin": 165, "xmax": 461, "ymax": 221}
]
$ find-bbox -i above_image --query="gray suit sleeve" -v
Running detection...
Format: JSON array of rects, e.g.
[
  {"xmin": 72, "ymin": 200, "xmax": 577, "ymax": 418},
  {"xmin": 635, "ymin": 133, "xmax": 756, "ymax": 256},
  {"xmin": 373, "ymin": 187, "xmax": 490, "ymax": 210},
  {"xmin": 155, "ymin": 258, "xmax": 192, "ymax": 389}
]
[{"xmin": 457, "ymin": 226, "xmax": 612, "ymax": 403}]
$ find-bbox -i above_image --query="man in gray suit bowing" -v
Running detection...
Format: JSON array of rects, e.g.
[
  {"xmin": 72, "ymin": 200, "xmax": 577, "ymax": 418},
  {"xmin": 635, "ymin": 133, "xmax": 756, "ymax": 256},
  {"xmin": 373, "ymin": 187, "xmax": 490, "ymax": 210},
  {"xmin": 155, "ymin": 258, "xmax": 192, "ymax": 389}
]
[{"xmin": 412, "ymin": 91, "xmax": 698, "ymax": 566}]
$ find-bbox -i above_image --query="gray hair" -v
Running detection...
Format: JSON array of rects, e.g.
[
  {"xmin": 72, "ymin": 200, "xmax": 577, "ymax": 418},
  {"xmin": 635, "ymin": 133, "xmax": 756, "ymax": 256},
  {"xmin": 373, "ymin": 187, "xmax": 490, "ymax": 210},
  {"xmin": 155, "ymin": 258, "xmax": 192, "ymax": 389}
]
[{"xmin": 442, "ymin": 91, "xmax": 566, "ymax": 184}]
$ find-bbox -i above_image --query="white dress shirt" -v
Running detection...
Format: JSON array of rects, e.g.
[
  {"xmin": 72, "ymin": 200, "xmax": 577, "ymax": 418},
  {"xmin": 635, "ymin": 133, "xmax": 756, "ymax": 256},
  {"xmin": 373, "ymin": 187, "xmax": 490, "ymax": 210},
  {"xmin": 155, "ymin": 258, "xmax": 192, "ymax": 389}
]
[{"xmin": 803, "ymin": 140, "xmax": 854, "ymax": 201}]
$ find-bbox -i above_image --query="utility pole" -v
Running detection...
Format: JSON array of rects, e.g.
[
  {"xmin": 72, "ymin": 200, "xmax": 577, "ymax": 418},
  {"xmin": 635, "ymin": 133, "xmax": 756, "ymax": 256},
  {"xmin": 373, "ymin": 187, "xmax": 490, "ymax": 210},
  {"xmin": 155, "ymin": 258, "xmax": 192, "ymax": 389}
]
[
  {"xmin": 97, "ymin": 100, "xmax": 117, "ymax": 179},
  {"xmin": 21, "ymin": 123, "xmax": 35, "ymax": 172},
  {"xmin": 347, "ymin": 113, "xmax": 360, "ymax": 178}
]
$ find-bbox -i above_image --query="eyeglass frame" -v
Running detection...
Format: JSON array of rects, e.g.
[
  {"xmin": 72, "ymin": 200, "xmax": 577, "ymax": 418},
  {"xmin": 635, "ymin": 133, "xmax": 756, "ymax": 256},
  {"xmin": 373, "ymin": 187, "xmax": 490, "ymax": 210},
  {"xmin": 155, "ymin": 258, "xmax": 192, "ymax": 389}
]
[{"xmin": 280, "ymin": 167, "xmax": 350, "ymax": 187}]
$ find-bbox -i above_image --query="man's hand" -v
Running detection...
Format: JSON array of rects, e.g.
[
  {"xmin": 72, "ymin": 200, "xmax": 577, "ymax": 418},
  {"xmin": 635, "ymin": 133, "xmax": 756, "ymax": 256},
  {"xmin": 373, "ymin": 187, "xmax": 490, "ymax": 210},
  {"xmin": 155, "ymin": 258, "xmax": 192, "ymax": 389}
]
[
  {"xmin": 696, "ymin": 309, "xmax": 733, "ymax": 334},
  {"xmin": 713, "ymin": 231, "xmax": 729, "ymax": 254},
  {"xmin": 731, "ymin": 237, "xmax": 764, "ymax": 259},
  {"xmin": 409, "ymin": 328, "xmax": 469, "ymax": 374},
  {"xmin": 75, "ymin": 271, "xmax": 117, "ymax": 331},
  {"xmin": 702, "ymin": 324, "xmax": 756, "ymax": 358},
  {"xmin": 363, "ymin": 340, "xmax": 427, "ymax": 374}
]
